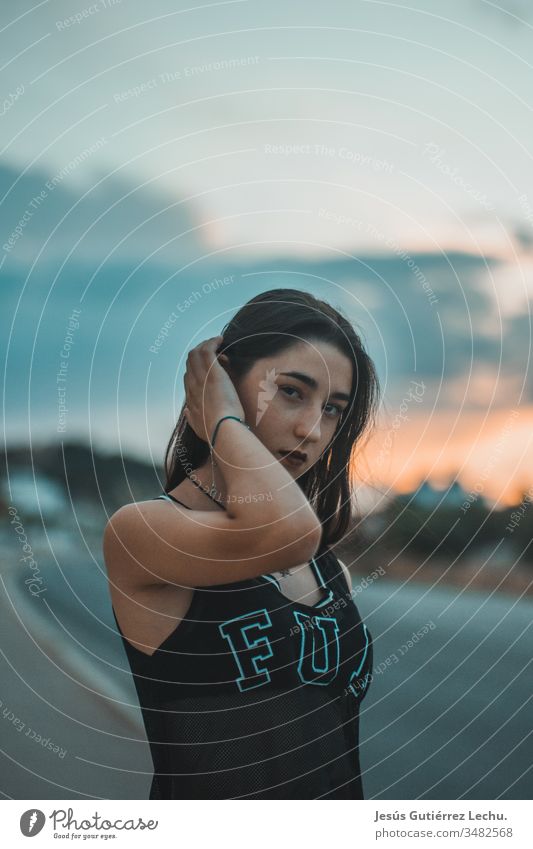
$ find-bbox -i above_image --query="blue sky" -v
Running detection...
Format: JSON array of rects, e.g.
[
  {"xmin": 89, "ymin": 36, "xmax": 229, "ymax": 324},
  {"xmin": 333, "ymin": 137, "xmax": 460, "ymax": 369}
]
[
  {"xmin": 1, "ymin": 0, "xmax": 532, "ymax": 497},
  {"xmin": 2, "ymin": 0, "xmax": 533, "ymax": 275}
]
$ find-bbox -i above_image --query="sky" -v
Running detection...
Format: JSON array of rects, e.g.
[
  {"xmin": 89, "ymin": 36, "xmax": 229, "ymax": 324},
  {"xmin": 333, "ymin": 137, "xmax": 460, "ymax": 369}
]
[{"xmin": 1, "ymin": 0, "xmax": 532, "ymax": 504}]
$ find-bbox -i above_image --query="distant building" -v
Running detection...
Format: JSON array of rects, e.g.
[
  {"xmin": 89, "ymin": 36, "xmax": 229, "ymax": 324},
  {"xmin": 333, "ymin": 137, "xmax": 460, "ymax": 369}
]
[{"xmin": 407, "ymin": 478, "xmax": 487, "ymax": 510}]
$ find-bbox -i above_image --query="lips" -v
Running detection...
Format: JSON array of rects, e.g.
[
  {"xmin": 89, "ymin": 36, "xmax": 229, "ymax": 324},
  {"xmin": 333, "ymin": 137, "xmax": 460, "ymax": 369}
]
[{"xmin": 278, "ymin": 449, "xmax": 307, "ymax": 462}]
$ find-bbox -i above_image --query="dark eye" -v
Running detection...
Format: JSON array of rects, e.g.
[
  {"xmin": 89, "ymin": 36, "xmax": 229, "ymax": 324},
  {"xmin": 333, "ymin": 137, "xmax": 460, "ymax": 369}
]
[
  {"xmin": 325, "ymin": 403, "xmax": 343, "ymax": 417},
  {"xmin": 280, "ymin": 385, "xmax": 301, "ymax": 399}
]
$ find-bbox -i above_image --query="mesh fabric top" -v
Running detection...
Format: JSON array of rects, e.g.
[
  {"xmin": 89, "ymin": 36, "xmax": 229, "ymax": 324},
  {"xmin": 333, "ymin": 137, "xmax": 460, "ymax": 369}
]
[{"xmin": 112, "ymin": 492, "xmax": 373, "ymax": 800}]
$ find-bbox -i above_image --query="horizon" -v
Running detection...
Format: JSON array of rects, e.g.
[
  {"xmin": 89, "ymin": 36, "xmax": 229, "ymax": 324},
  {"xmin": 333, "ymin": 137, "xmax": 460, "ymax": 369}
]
[{"xmin": 2, "ymin": 0, "xmax": 531, "ymax": 515}]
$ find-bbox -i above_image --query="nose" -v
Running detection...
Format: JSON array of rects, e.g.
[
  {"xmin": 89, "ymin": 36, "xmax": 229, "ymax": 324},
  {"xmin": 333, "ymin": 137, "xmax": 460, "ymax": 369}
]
[{"xmin": 293, "ymin": 407, "xmax": 322, "ymax": 443}]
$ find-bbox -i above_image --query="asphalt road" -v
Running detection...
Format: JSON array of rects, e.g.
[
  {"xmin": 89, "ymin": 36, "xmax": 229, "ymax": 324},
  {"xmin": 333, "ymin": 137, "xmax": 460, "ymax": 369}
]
[
  {"xmin": 358, "ymin": 575, "xmax": 532, "ymax": 800},
  {"xmin": 1, "ymin": 549, "xmax": 531, "ymax": 799}
]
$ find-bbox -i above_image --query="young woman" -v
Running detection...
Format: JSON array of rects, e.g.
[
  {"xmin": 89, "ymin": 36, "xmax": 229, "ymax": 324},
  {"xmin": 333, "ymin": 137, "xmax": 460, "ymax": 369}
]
[{"xmin": 103, "ymin": 288, "xmax": 380, "ymax": 799}]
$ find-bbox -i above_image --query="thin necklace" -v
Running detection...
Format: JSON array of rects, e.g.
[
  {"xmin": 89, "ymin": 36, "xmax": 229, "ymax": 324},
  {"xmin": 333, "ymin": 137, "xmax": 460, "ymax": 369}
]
[{"xmin": 189, "ymin": 476, "xmax": 227, "ymax": 510}]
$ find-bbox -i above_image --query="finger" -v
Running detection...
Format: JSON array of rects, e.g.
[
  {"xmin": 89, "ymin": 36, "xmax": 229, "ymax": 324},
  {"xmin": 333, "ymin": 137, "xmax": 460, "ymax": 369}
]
[
  {"xmin": 202, "ymin": 336, "xmax": 220, "ymax": 354},
  {"xmin": 199, "ymin": 336, "xmax": 220, "ymax": 350},
  {"xmin": 202, "ymin": 336, "xmax": 223, "ymax": 356},
  {"xmin": 183, "ymin": 369, "xmax": 196, "ymax": 402},
  {"xmin": 186, "ymin": 347, "xmax": 202, "ymax": 380},
  {"xmin": 201, "ymin": 342, "xmax": 220, "ymax": 370}
]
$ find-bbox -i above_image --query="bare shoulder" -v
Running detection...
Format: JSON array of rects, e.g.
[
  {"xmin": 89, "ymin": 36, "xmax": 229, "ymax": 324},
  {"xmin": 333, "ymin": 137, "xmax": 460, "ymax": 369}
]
[
  {"xmin": 103, "ymin": 500, "xmax": 197, "ymax": 655},
  {"xmin": 102, "ymin": 498, "xmax": 187, "ymax": 588},
  {"xmin": 102, "ymin": 494, "xmax": 322, "ymax": 591},
  {"xmin": 103, "ymin": 495, "xmax": 190, "ymax": 548}
]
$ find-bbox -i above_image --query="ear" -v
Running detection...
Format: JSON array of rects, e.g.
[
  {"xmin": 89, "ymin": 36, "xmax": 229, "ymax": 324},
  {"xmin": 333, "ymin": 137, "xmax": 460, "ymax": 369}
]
[{"xmin": 217, "ymin": 352, "xmax": 233, "ymax": 376}]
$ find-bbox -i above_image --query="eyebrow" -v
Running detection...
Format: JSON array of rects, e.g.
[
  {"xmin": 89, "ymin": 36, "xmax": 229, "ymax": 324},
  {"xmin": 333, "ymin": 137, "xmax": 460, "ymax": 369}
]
[{"xmin": 278, "ymin": 371, "xmax": 351, "ymax": 402}]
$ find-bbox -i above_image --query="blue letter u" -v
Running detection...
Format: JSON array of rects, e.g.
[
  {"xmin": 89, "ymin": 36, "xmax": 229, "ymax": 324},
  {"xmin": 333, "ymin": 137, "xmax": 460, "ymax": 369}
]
[{"xmin": 293, "ymin": 611, "xmax": 340, "ymax": 685}]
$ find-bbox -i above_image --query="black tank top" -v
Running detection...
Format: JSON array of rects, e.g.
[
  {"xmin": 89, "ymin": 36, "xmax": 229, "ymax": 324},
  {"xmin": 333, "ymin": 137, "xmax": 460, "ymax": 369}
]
[{"xmin": 112, "ymin": 491, "xmax": 373, "ymax": 799}]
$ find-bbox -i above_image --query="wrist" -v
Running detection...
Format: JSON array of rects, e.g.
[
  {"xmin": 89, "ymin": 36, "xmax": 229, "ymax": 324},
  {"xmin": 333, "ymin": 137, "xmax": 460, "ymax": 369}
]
[
  {"xmin": 210, "ymin": 414, "xmax": 250, "ymax": 449},
  {"xmin": 209, "ymin": 410, "xmax": 244, "ymax": 433}
]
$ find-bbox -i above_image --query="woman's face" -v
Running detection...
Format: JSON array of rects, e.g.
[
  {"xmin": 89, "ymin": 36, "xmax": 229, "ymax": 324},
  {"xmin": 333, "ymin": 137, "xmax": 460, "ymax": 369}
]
[{"xmin": 232, "ymin": 339, "xmax": 353, "ymax": 477}]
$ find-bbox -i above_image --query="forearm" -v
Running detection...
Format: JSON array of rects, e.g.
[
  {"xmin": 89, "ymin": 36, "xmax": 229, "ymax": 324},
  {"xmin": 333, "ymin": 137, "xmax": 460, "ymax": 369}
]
[{"xmin": 213, "ymin": 418, "xmax": 319, "ymax": 532}]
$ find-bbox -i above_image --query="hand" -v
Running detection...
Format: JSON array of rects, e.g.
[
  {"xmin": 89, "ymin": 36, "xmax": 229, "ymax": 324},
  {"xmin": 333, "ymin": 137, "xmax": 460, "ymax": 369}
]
[{"xmin": 183, "ymin": 335, "xmax": 245, "ymax": 443}]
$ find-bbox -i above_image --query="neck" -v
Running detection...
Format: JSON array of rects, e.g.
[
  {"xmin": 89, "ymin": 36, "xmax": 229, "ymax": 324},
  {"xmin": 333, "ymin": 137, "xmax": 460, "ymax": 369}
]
[{"xmin": 192, "ymin": 455, "xmax": 228, "ymax": 505}]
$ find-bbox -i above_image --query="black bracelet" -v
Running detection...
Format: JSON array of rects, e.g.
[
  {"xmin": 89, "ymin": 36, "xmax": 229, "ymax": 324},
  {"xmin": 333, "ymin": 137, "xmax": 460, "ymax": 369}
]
[{"xmin": 210, "ymin": 415, "xmax": 251, "ymax": 450}]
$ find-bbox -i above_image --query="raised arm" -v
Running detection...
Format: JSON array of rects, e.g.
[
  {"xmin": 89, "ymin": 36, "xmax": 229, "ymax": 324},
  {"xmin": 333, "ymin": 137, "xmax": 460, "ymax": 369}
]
[{"xmin": 103, "ymin": 337, "xmax": 322, "ymax": 590}]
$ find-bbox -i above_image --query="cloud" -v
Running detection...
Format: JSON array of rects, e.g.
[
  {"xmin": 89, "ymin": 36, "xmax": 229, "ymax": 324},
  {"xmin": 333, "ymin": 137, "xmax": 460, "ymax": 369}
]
[
  {"xmin": 330, "ymin": 250, "xmax": 503, "ymax": 381},
  {"xmin": 512, "ymin": 225, "xmax": 533, "ymax": 253},
  {"xmin": 1, "ymin": 161, "xmax": 205, "ymax": 267}
]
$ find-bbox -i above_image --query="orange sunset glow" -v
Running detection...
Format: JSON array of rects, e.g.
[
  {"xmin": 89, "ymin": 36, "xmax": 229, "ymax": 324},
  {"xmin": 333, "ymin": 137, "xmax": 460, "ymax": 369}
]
[{"xmin": 357, "ymin": 405, "xmax": 533, "ymax": 508}]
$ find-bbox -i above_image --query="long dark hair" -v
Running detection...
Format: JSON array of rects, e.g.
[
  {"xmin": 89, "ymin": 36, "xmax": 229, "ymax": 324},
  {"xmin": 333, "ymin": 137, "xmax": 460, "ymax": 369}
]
[{"xmin": 163, "ymin": 289, "xmax": 380, "ymax": 548}]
